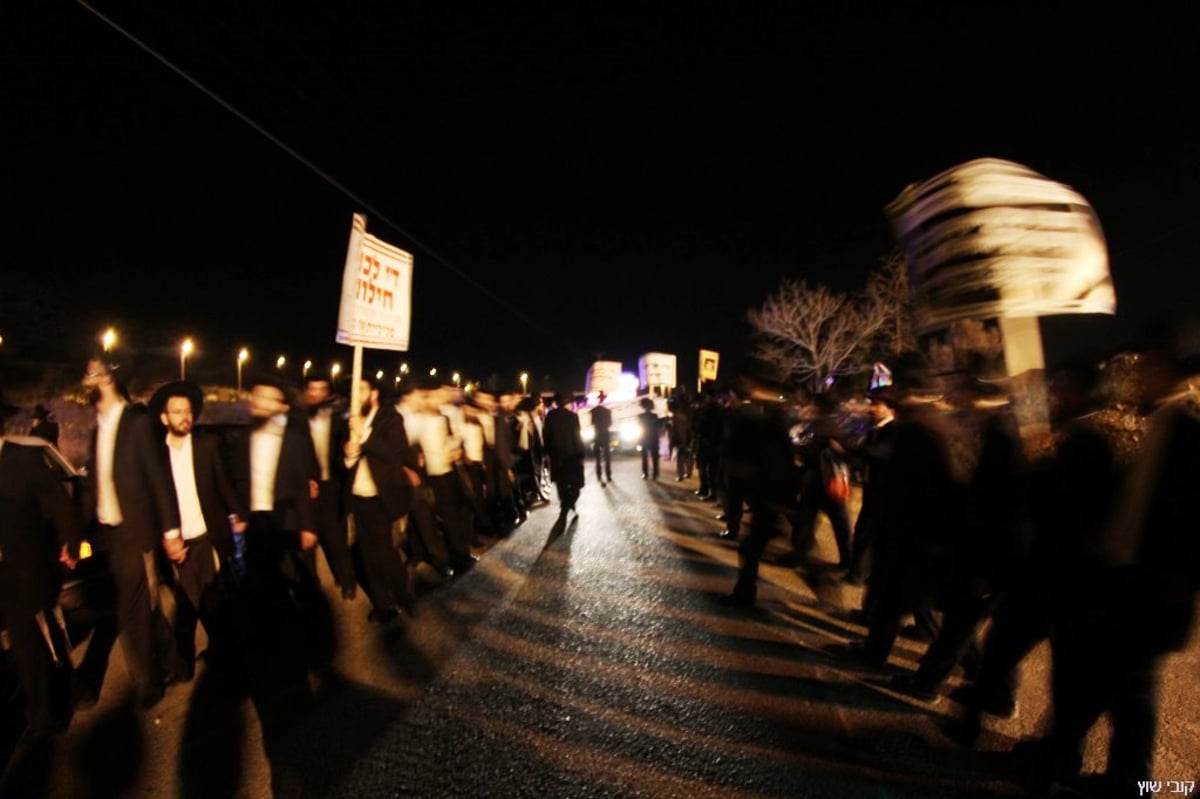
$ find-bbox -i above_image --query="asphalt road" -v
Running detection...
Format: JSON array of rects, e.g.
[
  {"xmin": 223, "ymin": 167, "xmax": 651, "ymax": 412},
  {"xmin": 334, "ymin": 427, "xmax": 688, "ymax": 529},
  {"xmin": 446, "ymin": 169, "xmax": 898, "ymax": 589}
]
[{"xmin": 3, "ymin": 453, "xmax": 1197, "ymax": 797}]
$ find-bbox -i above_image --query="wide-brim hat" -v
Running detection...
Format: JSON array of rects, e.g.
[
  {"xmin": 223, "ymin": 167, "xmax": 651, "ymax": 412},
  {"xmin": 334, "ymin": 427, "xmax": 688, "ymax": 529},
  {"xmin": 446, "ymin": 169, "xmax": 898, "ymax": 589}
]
[{"xmin": 148, "ymin": 380, "xmax": 203, "ymax": 418}]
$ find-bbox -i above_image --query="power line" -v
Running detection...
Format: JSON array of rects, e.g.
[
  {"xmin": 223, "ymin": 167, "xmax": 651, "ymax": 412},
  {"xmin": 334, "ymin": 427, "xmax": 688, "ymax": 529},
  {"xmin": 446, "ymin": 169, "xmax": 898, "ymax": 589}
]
[{"xmin": 74, "ymin": 0, "xmax": 555, "ymax": 344}]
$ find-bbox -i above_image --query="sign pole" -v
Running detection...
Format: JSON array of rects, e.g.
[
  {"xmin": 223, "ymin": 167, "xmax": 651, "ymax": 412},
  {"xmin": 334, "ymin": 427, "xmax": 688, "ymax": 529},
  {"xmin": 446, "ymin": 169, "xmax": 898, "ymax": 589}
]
[{"xmin": 348, "ymin": 344, "xmax": 364, "ymax": 444}]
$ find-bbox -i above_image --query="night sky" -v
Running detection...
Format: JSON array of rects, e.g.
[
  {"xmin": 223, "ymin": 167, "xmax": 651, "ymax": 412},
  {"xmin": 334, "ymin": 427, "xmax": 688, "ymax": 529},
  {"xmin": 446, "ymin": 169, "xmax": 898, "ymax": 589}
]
[{"xmin": 4, "ymin": 3, "xmax": 1198, "ymax": 391}]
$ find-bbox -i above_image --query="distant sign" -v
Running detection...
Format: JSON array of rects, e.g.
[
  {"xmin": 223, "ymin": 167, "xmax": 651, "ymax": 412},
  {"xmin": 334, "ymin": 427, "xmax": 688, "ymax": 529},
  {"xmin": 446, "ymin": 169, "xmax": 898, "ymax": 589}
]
[
  {"xmin": 699, "ymin": 349, "xmax": 719, "ymax": 381},
  {"xmin": 885, "ymin": 158, "xmax": 1115, "ymax": 334},
  {"xmin": 586, "ymin": 360, "xmax": 622, "ymax": 395},
  {"xmin": 336, "ymin": 213, "xmax": 414, "ymax": 351},
  {"xmin": 638, "ymin": 352, "xmax": 676, "ymax": 390}
]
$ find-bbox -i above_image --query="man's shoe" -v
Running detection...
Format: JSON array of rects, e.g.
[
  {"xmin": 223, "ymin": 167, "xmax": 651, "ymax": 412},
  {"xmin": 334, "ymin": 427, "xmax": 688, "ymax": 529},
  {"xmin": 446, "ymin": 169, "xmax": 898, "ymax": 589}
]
[
  {"xmin": 716, "ymin": 592, "xmax": 755, "ymax": 608},
  {"xmin": 890, "ymin": 674, "xmax": 941, "ymax": 703}
]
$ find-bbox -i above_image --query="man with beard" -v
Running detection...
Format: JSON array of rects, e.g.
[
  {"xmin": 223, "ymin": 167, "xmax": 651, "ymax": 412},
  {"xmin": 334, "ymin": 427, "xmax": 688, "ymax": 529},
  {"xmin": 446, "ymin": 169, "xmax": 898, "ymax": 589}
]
[
  {"xmin": 297, "ymin": 375, "xmax": 357, "ymax": 600},
  {"xmin": 79, "ymin": 356, "xmax": 183, "ymax": 708},
  {"xmin": 150, "ymin": 381, "xmax": 247, "ymax": 679},
  {"xmin": 343, "ymin": 377, "xmax": 417, "ymax": 624}
]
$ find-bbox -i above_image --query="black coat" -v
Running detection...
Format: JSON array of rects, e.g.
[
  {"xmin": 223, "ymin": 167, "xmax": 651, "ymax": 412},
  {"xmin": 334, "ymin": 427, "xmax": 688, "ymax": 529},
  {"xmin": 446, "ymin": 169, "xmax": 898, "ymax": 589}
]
[
  {"xmin": 161, "ymin": 431, "xmax": 248, "ymax": 565},
  {"xmin": 81, "ymin": 403, "xmax": 181, "ymax": 552},
  {"xmin": 542, "ymin": 406, "xmax": 585, "ymax": 484},
  {"xmin": 0, "ymin": 441, "xmax": 82, "ymax": 608},
  {"xmin": 228, "ymin": 420, "xmax": 318, "ymax": 535},
  {"xmin": 344, "ymin": 404, "xmax": 417, "ymax": 523}
]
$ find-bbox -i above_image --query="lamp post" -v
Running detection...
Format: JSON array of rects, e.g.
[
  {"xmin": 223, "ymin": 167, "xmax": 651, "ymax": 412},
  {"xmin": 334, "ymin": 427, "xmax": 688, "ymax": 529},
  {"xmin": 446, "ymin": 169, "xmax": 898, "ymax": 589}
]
[
  {"xmin": 303, "ymin": 359, "xmax": 312, "ymax": 378},
  {"xmin": 180, "ymin": 338, "xmax": 194, "ymax": 380},
  {"xmin": 520, "ymin": 372, "xmax": 529, "ymax": 395},
  {"xmin": 102, "ymin": 327, "xmax": 117, "ymax": 353},
  {"xmin": 375, "ymin": 369, "xmax": 384, "ymax": 381},
  {"xmin": 452, "ymin": 372, "xmax": 461, "ymax": 389},
  {"xmin": 276, "ymin": 355, "xmax": 286, "ymax": 370},
  {"xmin": 330, "ymin": 362, "xmax": 341, "ymax": 382},
  {"xmin": 429, "ymin": 367, "xmax": 438, "ymax": 377},
  {"xmin": 237, "ymin": 348, "xmax": 249, "ymax": 399}
]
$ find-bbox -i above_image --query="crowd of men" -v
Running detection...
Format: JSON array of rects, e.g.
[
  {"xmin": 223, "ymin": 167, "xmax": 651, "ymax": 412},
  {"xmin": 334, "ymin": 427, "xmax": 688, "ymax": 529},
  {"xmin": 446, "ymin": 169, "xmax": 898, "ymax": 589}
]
[
  {"xmin": 674, "ymin": 325, "xmax": 1199, "ymax": 798},
  {"xmin": 0, "ymin": 358, "xmax": 567, "ymax": 747},
  {"xmin": 4, "ymin": 326, "xmax": 1198, "ymax": 797}
]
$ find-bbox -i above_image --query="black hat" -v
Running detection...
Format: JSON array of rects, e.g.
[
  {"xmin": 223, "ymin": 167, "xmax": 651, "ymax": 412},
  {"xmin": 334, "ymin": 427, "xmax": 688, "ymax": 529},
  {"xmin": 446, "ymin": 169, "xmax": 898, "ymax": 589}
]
[
  {"xmin": 33, "ymin": 403, "xmax": 51, "ymax": 421},
  {"xmin": 148, "ymin": 380, "xmax": 204, "ymax": 418}
]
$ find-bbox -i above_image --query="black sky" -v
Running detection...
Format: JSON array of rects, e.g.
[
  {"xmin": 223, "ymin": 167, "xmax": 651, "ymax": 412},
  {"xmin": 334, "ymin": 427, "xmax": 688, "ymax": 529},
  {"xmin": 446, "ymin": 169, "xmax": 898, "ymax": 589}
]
[{"xmin": 3, "ymin": 2, "xmax": 1199, "ymax": 391}]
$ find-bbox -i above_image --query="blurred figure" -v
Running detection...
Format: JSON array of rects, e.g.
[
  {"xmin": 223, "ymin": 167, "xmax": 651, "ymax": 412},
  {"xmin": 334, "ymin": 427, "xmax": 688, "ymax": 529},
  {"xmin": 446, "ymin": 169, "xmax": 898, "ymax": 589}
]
[
  {"xmin": 343, "ymin": 378, "xmax": 416, "ymax": 625},
  {"xmin": 591, "ymin": 392, "xmax": 613, "ymax": 485},
  {"xmin": 946, "ymin": 358, "xmax": 1117, "ymax": 747},
  {"xmin": 542, "ymin": 392, "xmax": 585, "ymax": 532},
  {"xmin": 0, "ymin": 409, "xmax": 82, "ymax": 739},
  {"xmin": 668, "ymin": 391, "xmax": 693, "ymax": 481},
  {"xmin": 79, "ymin": 356, "xmax": 183, "ymax": 709},
  {"xmin": 297, "ymin": 375, "xmax": 357, "ymax": 600},
  {"xmin": 838, "ymin": 353, "xmax": 957, "ymax": 667},
  {"xmin": 1038, "ymin": 322, "xmax": 1200, "ymax": 795},
  {"xmin": 790, "ymin": 393, "xmax": 854, "ymax": 570},
  {"xmin": 845, "ymin": 387, "xmax": 898, "ymax": 588},
  {"xmin": 409, "ymin": 381, "xmax": 477, "ymax": 573},
  {"xmin": 29, "ymin": 403, "xmax": 59, "ymax": 446},
  {"xmin": 890, "ymin": 376, "xmax": 1031, "ymax": 703},
  {"xmin": 719, "ymin": 376, "xmax": 801, "ymax": 607},
  {"xmin": 637, "ymin": 398, "xmax": 662, "ymax": 479}
]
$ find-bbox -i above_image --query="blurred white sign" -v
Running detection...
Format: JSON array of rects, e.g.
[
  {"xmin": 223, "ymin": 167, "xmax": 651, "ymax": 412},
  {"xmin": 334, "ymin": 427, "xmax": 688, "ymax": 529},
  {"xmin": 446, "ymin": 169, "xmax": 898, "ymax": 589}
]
[
  {"xmin": 336, "ymin": 213, "xmax": 414, "ymax": 351},
  {"xmin": 639, "ymin": 352, "xmax": 677, "ymax": 389},
  {"xmin": 885, "ymin": 158, "xmax": 1115, "ymax": 334},
  {"xmin": 586, "ymin": 360, "xmax": 622, "ymax": 395}
]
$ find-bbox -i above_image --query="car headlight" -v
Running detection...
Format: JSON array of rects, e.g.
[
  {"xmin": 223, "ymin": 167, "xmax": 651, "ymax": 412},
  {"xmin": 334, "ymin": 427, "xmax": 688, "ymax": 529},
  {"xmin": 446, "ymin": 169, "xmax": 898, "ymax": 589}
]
[{"xmin": 620, "ymin": 421, "xmax": 642, "ymax": 442}]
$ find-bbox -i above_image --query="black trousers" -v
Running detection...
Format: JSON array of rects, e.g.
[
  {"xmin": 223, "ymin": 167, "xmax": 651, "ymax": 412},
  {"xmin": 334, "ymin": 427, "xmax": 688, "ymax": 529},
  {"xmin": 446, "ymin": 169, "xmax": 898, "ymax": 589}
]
[
  {"xmin": 1, "ymin": 598, "xmax": 72, "ymax": 733},
  {"xmin": 351, "ymin": 496, "xmax": 410, "ymax": 613},
  {"xmin": 171, "ymin": 534, "xmax": 226, "ymax": 669},
  {"xmin": 102, "ymin": 525, "xmax": 178, "ymax": 695},
  {"xmin": 594, "ymin": 439, "xmax": 612, "ymax": 480},
  {"xmin": 731, "ymin": 500, "xmax": 792, "ymax": 601},
  {"xmin": 313, "ymin": 478, "xmax": 356, "ymax": 592}
]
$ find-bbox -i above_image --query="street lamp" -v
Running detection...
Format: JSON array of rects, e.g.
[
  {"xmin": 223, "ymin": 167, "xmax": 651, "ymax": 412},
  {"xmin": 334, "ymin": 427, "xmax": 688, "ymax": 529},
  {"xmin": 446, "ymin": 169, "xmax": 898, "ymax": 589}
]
[
  {"xmin": 237, "ymin": 348, "xmax": 249, "ymax": 399},
  {"xmin": 429, "ymin": 367, "xmax": 438, "ymax": 377},
  {"xmin": 330, "ymin": 362, "xmax": 341, "ymax": 381},
  {"xmin": 375, "ymin": 369, "xmax": 384, "ymax": 381},
  {"xmin": 276, "ymin": 355, "xmax": 286, "ymax": 370},
  {"xmin": 303, "ymin": 359, "xmax": 312, "ymax": 378},
  {"xmin": 400, "ymin": 362, "xmax": 409, "ymax": 375},
  {"xmin": 520, "ymin": 372, "xmax": 529, "ymax": 395},
  {"xmin": 452, "ymin": 372, "xmax": 461, "ymax": 388},
  {"xmin": 101, "ymin": 327, "xmax": 117, "ymax": 353},
  {"xmin": 180, "ymin": 338, "xmax": 194, "ymax": 380}
]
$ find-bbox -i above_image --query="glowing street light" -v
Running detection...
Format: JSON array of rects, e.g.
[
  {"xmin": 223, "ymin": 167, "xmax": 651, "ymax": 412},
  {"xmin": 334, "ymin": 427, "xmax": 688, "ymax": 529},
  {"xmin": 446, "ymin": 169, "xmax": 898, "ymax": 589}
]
[
  {"xmin": 237, "ymin": 348, "xmax": 249, "ymax": 399},
  {"xmin": 276, "ymin": 355, "xmax": 286, "ymax": 370},
  {"xmin": 520, "ymin": 372, "xmax": 529, "ymax": 395},
  {"xmin": 429, "ymin": 367, "xmax": 438, "ymax": 377},
  {"xmin": 330, "ymin": 362, "xmax": 341, "ymax": 381},
  {"xmin": 101, "ymin": 327, "xmax": 117, "ymax": 353},
  {"xmin": 452, "ymin": 372, "xmax": 461, "ymax": 388},
  {"xmin": 400, "ymin": 362, "xmax": 409, "ymax": 375},
  {"xmin": 375, "ymin": 369, "xmax": 384, "ymax": 381},
  {"xmin": 303, "ymin": 359, "xmax": 312, "ymax": 378},
  {"xmin": 180, "ymin": 338, "xmax": 194, "ymax": 380}
]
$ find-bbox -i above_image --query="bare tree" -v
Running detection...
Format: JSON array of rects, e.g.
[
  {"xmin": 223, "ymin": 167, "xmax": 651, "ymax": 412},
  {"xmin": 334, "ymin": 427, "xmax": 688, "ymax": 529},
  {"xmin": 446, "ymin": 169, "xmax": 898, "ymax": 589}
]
[
  {"xmin": 865, "ymin": 249, "xmax": 917, "ymax": 358},
  {"xmin": 748, "ymin": 279, "xmax": 886, "ymax": 394}
]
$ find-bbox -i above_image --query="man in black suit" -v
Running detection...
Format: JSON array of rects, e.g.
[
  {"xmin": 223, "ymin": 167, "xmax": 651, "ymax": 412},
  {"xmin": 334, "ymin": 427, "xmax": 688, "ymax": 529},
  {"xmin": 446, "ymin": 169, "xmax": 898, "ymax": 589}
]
[
  {"xmin": 297, "ymin": 375, "xmax": 357, "ymax": 600},
  {"xmin": 150, "ymin": 381, "xmax": 248, "ymax": 678},
  {"xmin": 0, "ymin": 416, "xmax": 82, "ymax": 738},
  {"xmin": 79, "ymin": 357, "xmax": 182, "ymax": 708},
  {"xmin": 590, "ymin": 392, "xmax": 613, "ymax": 485},
  {"xmin": 226, "ymin": 376, "xmax": 320, "ymax": 599},
  {"xmin": 343, "ymin": 377, "xmax": 417, "ymax": 625},
  {"xmin": 542, "ymin": 392, "xmax": 585, "ymax": 531}
]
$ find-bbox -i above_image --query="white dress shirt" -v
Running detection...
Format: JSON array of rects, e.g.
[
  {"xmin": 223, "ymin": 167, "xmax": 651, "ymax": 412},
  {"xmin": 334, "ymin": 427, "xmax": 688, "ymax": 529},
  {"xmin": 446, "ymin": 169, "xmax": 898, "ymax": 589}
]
[
  {"xmin": 167, "ymin": 434, "xmax": 207, "ymax": 539},
  {"xmin": 250, "ymin": 417, "xmax": 285, "ymax": 512},
  {"xmin": 309, "ymin": 409, "xmax": 333, "ymax": 482},
  {"xmin": 350, "ymin": 408, "xmax": 379, "ymax": 497},
  {"xmin": 95, "ymin": 400, "xmax": 126, "ymax": 525}
]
